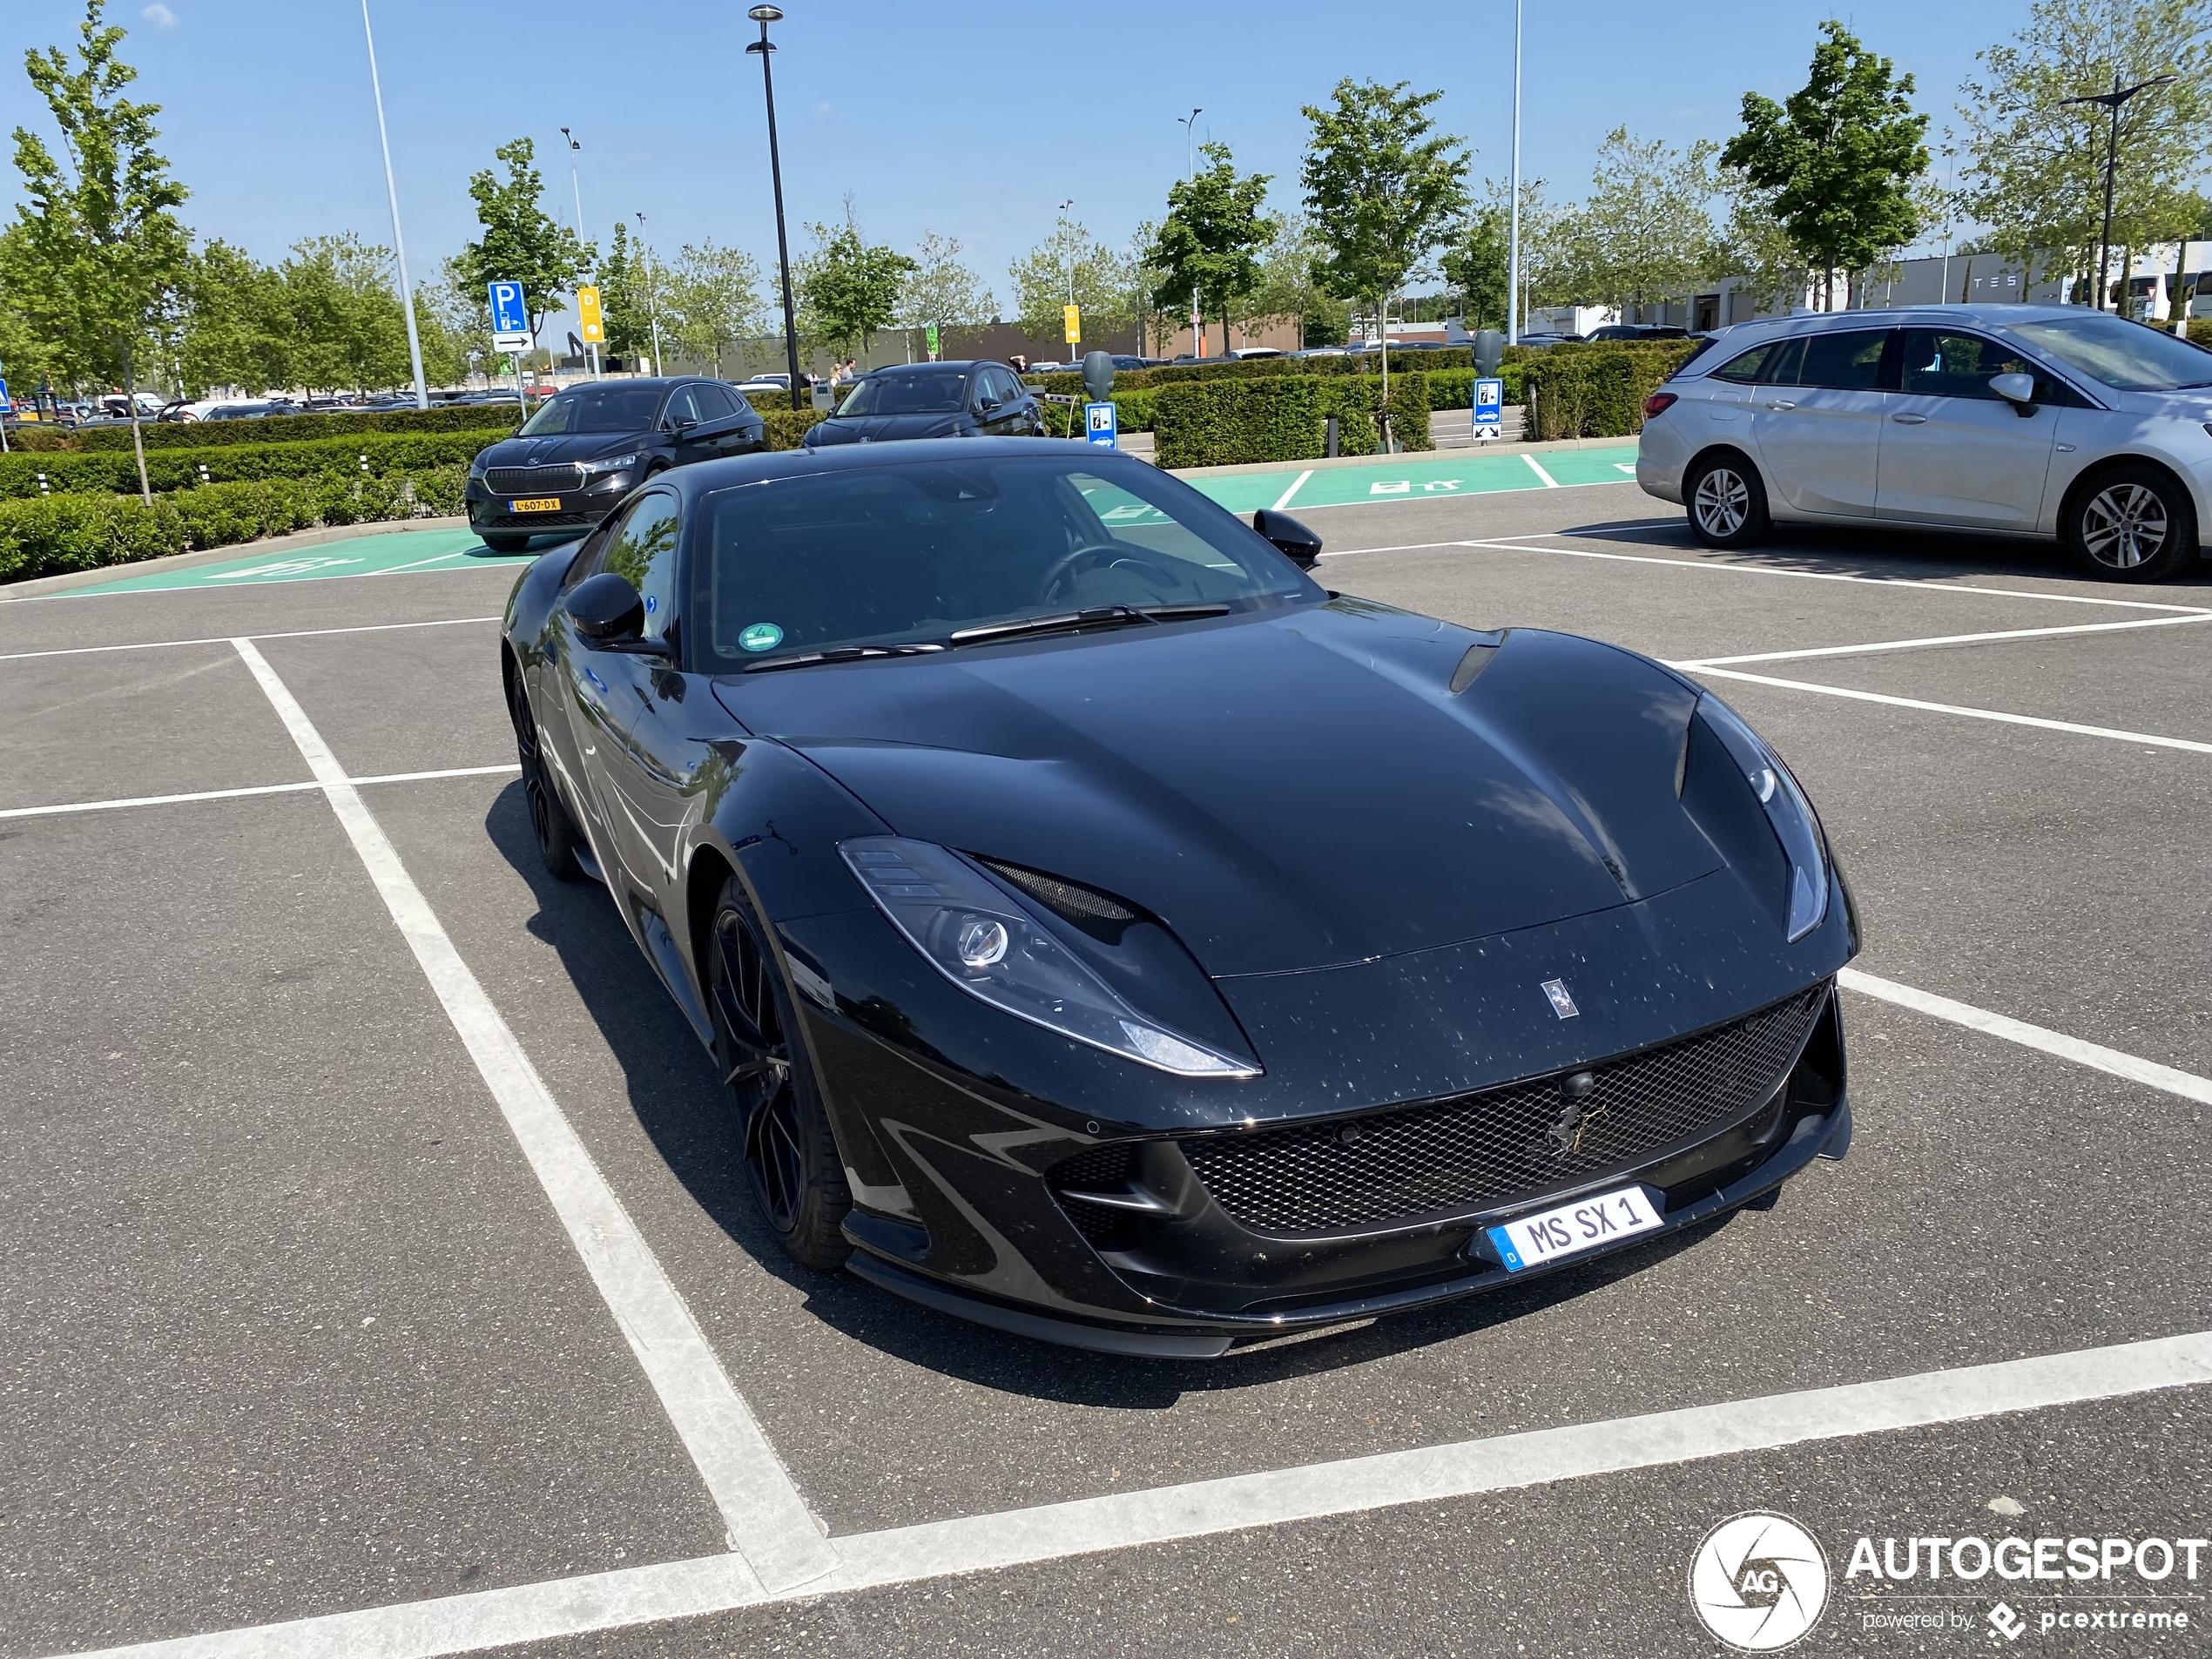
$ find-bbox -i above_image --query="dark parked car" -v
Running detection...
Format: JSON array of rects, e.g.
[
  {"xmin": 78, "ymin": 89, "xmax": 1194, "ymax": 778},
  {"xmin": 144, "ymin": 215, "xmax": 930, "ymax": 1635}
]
[
  {"xmin": 1587, "ymin": 324, "xmax": 1691, "ymax": 341},
  {"xmin": 499, "ymin": 439, "xmax": 1858, "ymax": 1355},
  {"xmin": 467, "ymin": 377, "xmax": 765, "ymax": 552},
  {"xmin": 800, "ymin": 361, "xmax": 1044, "ymax": 448}
]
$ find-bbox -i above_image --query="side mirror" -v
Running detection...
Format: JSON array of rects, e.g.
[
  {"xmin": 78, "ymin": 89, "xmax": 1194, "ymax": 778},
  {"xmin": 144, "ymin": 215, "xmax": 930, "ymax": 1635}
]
[
  {"xmin": 1990, "ymin": 372, "xmax": 2039, "ymax": 414},
  {"xmin": 568, "ymin": 570, "xmax": 644, "ymax": 642},
  {"xmin": 1252, "ymin": 507, "xmax": 1324, "ymax": 570}
]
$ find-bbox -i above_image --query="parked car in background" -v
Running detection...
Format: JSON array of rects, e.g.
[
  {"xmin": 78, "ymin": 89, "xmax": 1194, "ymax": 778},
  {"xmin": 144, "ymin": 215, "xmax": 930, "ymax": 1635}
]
[
  {"xmin": 466, "ymin": 376, "xmax": 767, "ymax": 552},
  {"xmin": 1639, "ymin": 303, "xmax": 2212, "ymax": 581},
  {"xmin": 1588, "ymin": 324, "xmax": 1691, "ymax": 342},
  {"xmin": 1514, "ymin": 333, "xmax": 1584, "ymax": 348},
  {"xmin": 801, "ymin": 361, "xmax": 1045, "ymax": 448},
  {"xmin": 1227, "ymin": 347, "xmax": 1285, "ymax": 360}
]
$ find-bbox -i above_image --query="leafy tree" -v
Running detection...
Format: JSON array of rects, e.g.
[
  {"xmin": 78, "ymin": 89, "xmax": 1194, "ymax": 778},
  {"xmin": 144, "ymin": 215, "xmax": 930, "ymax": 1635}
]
[
  {"xmin": 1954, "ymin": 0, "xmax": 2212, "ymax": 306},
  {"xmin": 1298, "ymin": 78, "xmax": 1469, "ymax": 390},
  {"xmin": 896, "ymin": 231, "xmax": 996, "ymax": 348},
  {"xmin": 454, "ymin": 138, "xmax": 590, "ymax": 354},
  {"xmin": 1723, "ymin": 20, "xmax": 1930, "ymax": 310},
  {"xmin": 1713, "ymin": 167, "xmax": 1807, "ymax": 314},
  {"xmin": 1439, "ymin": 199, "xmax": 1511, "ymax": 332},
  {"xmin": 1009, "ymin": 216, "xmax": 1133, "ymax": 349},
  {"xmin": 1550, "ymin": 129, "xmax": 1722, "ymax": 314},
  {"xmin": 1247, "ymin": 213, "xmax": 1350, "ymax": 347},
  {"xmin": 177, "ymin": 238, "xmax": 287, "ymax": 395},
  {"xmin": 6, "ymin": 0, "xmax": 189, "ymax": 501},
  {"xmin": 281, "ymin": 234, "xmax": 409, "ymax": 395},
  {"xmin": 666, "ymin": 239, "xmax": 763, "ymax": 376},
  {"xmin": 426, "ymin": 258, "xmax": 500, "ymax": 386},
  {"xmin": 597, "ymin": 219, "xmax": 652, "ymax": 361},
  {"xmin": 796, "ymin": 205, "xmax": 918, "ymax": 360},
  {"xmin": 1145, "ymin": 141, "xmax": 1274, "ymax": 358}
]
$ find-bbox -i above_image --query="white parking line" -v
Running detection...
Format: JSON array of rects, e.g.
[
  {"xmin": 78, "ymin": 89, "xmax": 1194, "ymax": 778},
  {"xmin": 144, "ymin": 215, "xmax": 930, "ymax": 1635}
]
[
  {"xmin": 1841, "ymin": 968, "xmax": 2212, "ymax": 1105},
  {"xmin": 1521, "ymin": 454, "xmax": 1561, "ymax": 488},
  {"xmin": 1270, "ymin": 469, "xmax": 1314, "ymax": 511},
  {"xmin": 228, "ymin": 637, "xmax": 837, "ymax": 1595},
  {"xmin": 0, "ymin": 764, "xmax": 521, "ymax": 820},
  {"xmin": 50, "ymin": 1329, "xmax": 2212, "ymax": 1659},
  {"xmin": 1454, "ymin": 536, "xmax": 2212, "ymax": 614},
  {"xmin": 1677, "ymin": 611, "xmax": 2212, "ymax": 667},
  {"xmin": 0, "ymin": 614, "xmax": 504, "ymax": 664},
  {"xmin": 1685, "ymin": 664, "xmax": 2212, "ymax": 755}
]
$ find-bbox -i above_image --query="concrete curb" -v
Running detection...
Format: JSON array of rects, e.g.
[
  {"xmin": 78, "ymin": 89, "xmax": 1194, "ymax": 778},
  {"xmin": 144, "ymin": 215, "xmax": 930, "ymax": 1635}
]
[{"xmin": 2, "ymin": 516, "xmax": 474, "ymax": 598}]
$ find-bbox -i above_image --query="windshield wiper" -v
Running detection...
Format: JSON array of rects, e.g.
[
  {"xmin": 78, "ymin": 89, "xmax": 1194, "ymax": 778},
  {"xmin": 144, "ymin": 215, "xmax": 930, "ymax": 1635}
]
[
  {"xmin": 948, "ymin": 603, "xmax": 1231, "ymax": 648},
  {"xmin": 742, "ymin": 644, "xmax": 946, "ymax": 673}
]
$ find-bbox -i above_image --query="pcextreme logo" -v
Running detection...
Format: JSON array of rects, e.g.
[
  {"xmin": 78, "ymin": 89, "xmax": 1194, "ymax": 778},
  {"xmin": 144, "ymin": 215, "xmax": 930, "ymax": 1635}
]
[{"xmin": 1689, "ymin": 1511, "xmax": 1831, "ymax": 1651}]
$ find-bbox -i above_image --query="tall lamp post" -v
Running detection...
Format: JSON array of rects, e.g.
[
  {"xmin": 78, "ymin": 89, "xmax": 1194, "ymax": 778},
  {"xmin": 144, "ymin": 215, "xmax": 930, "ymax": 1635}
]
[
  {"xmin": 1505, "ymin": 0, "xmax": 1522, "ymax": 345},
  {"xmin": 558, "ymin": 126, "xmax": 600, "ymax": 380},
  {"xmin": 1057, "ymin": 198, "xmax": 1076, "ymax": 359},
  {"xmin": 1178, "ymin": 109, "xmax": 1203, "ymax": 358},
  {"xmin": 2061, "ymin": 73, "xmax": 2172, "ymax": 315},
  {"xmin": 746, "ymin": 5, "xmax": 806, "ymax": 411},
  {"xmin": 636, "ymin": 212, "xmax": 666, "ymax": 378},
  {"xmin": 361, "ymin": 0, "xmax": 428, "ymax": 408}
]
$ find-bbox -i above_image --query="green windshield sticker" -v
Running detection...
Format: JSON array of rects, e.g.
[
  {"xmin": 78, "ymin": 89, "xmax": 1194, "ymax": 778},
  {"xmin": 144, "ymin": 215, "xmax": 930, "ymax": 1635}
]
[{"xmin": 738, "ymin": 622, "xmax": 785, "ymax": 653}]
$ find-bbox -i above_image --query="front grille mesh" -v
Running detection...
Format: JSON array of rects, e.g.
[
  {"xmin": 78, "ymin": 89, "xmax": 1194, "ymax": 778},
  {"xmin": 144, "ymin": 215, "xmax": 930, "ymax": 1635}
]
[
  {"xmin": 485, "ymin": 463, "xmax": 582, "ymax": 496},
  {"xmin": 1178, "ymin": 984, "xmax": 1829, "ymax": 1235}
]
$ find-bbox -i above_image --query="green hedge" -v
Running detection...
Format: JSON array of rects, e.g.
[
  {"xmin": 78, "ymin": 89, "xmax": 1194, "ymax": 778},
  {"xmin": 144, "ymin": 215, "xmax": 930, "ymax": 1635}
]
[
  {"xmin": 1521, "ymin": 342, "xmax": 1699, "ymax": 440},
  {"xmin": 1029, "ymin": 348, "xmax": 1477, "ymax": 396},
  {"xmin": 0, "ymin": 428, "xmax": 510, "ymax": 499},
  {"xmin": 6, "ymin": 402, "xmax": 523, "ymax": 453},
  {"xmin": 1422, "ymin": 364, "xmax": 1527, "ymax": 411},
  {"xmin": 1152, "ymin": 373, "xmax": 1431, "ymax": 468},
  {"xmin": 0, "ymin": 466, "xmax": 471, "ymax": 584},
  {"xmin": 760, "ymin": 408, "xmax": 826, "ymax": 449}
]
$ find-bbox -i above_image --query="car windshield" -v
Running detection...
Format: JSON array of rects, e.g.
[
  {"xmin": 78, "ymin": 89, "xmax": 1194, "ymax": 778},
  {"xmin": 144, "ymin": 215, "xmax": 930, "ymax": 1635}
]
[
  {"xmin": 516, "ymin": 384, "xmax": 664, "ymax": 435},
  {"xmin": 834, "ymin": 371, "xmax": 971, "ymax": 416},
  {"xmin": 2006, "ymin": 315, "xmax": 2212, "ymax": 391},
  {"xmin": 695, "ymin": 454, "xmax": 1318, "ymax": 669}
]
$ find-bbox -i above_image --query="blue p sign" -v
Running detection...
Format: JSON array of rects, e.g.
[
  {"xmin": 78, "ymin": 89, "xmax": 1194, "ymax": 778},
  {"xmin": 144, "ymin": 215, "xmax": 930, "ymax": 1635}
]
[{"xmin": 487, "ymin": 281, "xmax": 529, "ymax": 349}]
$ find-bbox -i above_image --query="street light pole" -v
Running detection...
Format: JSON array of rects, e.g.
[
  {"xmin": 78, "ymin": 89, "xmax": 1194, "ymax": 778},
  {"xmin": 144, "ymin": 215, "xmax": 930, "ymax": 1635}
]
[
  {"xmin": 2062, "ymin": 73, "xmax": 2173, "ymax": 314},
  {"xmin": 1506, "ymin": 0, "xmax": 1522, "ymax": 345},
  {"xmin": 1058, "ymin": 198, "xmax": 1076, "ymax": 359},
  {"xmin": 559, "ymin": 127, "xmax": 599, "ymax": 380},
  {"xmin": 1177, "ymin": 110, "xmax": 1204, "ymax": 358},
  {"xmin": 361, "ymin": 0, "xmax": 428, "ymax": 408},
  {"xmin": 636, "ymin": 212, "xmax": 665, "ymax": 378},
  {"xmin": 746, "ymin": 6, "xmax": 806, "ymax": 412}
]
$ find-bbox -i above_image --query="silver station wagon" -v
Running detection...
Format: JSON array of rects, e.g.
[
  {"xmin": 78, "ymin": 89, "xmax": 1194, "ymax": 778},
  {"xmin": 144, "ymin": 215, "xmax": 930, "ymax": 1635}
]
[{"xmin": 1635, "ymin": 304, "xmax": 2212, "ymax": 582}]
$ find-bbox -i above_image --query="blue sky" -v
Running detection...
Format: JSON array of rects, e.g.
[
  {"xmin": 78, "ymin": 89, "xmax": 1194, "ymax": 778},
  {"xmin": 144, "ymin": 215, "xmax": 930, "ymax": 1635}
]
[{"xmin": 3, "ymin": 0, "xmax": 2021, "ymax": 339}]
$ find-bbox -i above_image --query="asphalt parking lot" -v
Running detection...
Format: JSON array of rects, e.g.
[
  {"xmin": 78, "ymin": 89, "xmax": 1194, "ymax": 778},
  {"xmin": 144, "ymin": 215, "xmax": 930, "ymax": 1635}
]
[{"xmin": 3, "ymin": 458, "xmax": 2209, "ymax": 1659}]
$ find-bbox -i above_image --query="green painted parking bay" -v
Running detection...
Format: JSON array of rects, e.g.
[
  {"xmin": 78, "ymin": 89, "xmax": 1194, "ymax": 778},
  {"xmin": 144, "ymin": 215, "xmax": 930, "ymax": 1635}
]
[
  {"xmin": 66, "ymin": 526, "xmax": 543, "ymax": 595},
  {"xmin": 1186, "ymin": 439, "xmax": 1640, "ymax": 514}
]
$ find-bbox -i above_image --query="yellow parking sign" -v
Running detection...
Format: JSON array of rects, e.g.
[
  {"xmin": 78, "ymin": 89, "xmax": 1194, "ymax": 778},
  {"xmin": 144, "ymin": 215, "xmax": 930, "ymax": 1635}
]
[
  {"xmin": 1063, "ymin": 304, "xmax": 1080, "ymax": 345},
  {"xmin": 577, "ymin": 285, "xmax": 605, "ymax": 344}
]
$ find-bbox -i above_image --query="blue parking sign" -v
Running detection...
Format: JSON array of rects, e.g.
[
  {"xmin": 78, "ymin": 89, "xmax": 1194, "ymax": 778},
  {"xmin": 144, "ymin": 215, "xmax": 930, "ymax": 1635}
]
[
  {"xmin": 487, "ymin": 280, "xmax": 530, "ymax": 351},
  {"xmin": 1473, "ymin": 375, "xmax": 1503, "ymax": 441},
  {"xmin": 1085, "ymin": 400, "xmax": 1117, "ymax": 448},
  {"xmin": 0, "ymin": 376, "xmax": 11, "ymax": 415}
]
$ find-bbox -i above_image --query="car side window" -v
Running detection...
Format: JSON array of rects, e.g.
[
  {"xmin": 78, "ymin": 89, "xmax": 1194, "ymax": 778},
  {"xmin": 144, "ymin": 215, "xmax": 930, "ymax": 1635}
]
[
  {"xmin": 1710, "ymin": 342, "xmax": 1776, "ymax": 383},
  {"xmin": 1757, "ymin": 336, "xmax": 1806, "ymax": 385},
  {"xmin": 663, "ymin": 387, "xmax": 704, "ymax": 428},
  {"xmin": 1795, "ymin": 329, "xmax": 1891, "ymax": 391},
  {"xmin": 1899, "ymin": 330, "xmax": 2037, "ymax": 401},
  {"xmin": 603, "ymin": 492, "xmax": 683, "ymax": 640},
  {"xmin": 694, "ymin": 383, "xmax": 740, "ymax": 421}
]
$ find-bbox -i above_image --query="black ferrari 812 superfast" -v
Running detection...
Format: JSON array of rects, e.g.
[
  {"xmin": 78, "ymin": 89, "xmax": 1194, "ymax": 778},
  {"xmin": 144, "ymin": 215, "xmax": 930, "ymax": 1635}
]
[{"xmin": 500, "ymin": 439, "xmax": 1857, "ymax": 1357}]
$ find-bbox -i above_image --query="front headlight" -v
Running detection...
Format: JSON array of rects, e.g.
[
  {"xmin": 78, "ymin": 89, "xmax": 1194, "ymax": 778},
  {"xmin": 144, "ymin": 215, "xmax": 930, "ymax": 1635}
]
[
  {"xmin": 579, "ymin": 451, "xmax": 640, "ymax": 475},
  {"xmin": 1689, "ymin": 695, "xmax": 1829, "ymax": 941},
  {"xmin": 841, "ymin": 837, "xmax": 1258, "ymax": 1077}
]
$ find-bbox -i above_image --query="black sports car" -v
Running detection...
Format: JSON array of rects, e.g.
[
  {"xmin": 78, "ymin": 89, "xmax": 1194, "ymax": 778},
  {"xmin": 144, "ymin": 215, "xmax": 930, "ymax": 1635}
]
[
  {"xmin": 468, "ymin": 377, "xmax": 766, "ymax": 552},
  {"xmin": 500, "ymin": 440, "xmax": 1857, "ymax": 1356},
  {"xmin": 801, "ymin": 361, "xmax": 1046, "ymax": 448}
]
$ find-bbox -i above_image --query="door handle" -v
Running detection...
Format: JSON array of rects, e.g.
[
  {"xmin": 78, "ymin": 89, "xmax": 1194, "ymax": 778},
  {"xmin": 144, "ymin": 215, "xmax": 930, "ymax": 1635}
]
[
  {"xmin": 1890, "ymin": 414, "xmax": 1927, "ymax": 424},
  {"xmin": 1763, "ymin": 401, "xmax": 1796, "ymax": 410}
]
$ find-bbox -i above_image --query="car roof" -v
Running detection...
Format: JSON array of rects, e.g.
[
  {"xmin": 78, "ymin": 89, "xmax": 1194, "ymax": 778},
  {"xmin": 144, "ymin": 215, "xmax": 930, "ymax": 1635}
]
[
  {"xmin": 658, "ymin": 435, "xmax": 1134, "ymax": 499},
  {"xmin": 1712, "ymin": 302, "xmax": 2092, "ymax": 339}
]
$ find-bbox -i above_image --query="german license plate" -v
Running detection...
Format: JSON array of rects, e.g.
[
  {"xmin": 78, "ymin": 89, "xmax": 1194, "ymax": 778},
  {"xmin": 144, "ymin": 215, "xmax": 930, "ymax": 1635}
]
[
  {"xmin": 1485, "ymin": 1184, "xmax": 1662, "ymax": 1271},
  {"xmin": 509, "ymin": 496, "xmax": 562, "ymax": 513}
]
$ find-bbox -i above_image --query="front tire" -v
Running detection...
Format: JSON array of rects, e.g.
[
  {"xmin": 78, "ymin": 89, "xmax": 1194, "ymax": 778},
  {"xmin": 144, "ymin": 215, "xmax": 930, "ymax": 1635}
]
[
  {"xmin": 706, "ymin": 876, "xmax": 851, "ymax": 1270},
  {"xmin": 1685, "ymin": 453, "xmax": 1772, "ymax": 550},
  {"xmin": 505, "ymin": 669, "xmax": 585, "ymax": 882},
  {"xmin": 2067, "ymin": 465, "xmax": 2196, "ymax": 582}
]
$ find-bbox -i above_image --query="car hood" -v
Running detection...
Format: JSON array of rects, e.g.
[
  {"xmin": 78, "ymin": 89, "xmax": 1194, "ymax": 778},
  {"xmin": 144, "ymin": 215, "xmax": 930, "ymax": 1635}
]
[
  {"xmin": 806, "ymin": 413, "xmax": 970, "ymax": 445},
  {"xmin": 713, "ymin": 603, "xmax": 1725, "ymax": 977},
  {"xmin": 475, "ymin": 432, "xmax": 647, "ymax": 468}
]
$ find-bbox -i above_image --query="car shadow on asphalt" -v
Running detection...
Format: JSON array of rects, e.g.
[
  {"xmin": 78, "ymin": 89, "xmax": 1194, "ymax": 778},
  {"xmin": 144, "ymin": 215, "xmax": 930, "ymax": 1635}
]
[
  {"xmin": 486, "ymin": 782, "xmax": 1755, "ymax": 1406},
  {"xmin": 1561, "ymin": 515, "xmax": 2212, "ymax": 592}
]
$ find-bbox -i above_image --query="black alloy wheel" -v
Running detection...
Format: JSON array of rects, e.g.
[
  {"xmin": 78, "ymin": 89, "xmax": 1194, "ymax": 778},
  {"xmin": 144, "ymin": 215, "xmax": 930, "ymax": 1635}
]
[
  {"xmin": 2067, "ymin": 465, "xmax": 2195, "ymax": 582},
  {"xmin": 706, "ymin": 876, "xmax": 852, "ymax": 1269},
  {"xmin": 505, "ymin": 669, "xmax": 584, "ymax": 881},
  {"xmin": 1685, "ymin": 453, "xmax": 1772, "ymax": 550}
]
